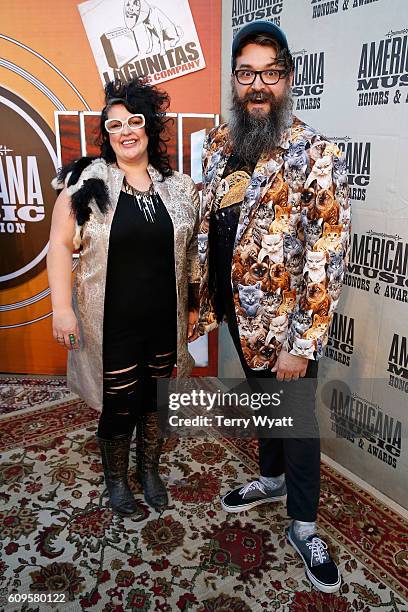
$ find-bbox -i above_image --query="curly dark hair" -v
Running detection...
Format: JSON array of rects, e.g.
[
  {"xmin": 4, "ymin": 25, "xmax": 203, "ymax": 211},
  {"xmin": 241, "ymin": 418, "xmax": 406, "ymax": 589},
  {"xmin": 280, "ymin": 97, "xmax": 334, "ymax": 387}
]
[{"xmin": 98, "ymin": 77, "xmax": 173, "ymax": 178}]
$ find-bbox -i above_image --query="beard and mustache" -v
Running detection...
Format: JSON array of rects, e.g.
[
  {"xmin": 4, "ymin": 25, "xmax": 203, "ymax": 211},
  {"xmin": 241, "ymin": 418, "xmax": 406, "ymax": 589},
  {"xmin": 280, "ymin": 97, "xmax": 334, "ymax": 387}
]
[{"xmin": 229, "ymin": 84, "xmax": 293, "ymax": 165}]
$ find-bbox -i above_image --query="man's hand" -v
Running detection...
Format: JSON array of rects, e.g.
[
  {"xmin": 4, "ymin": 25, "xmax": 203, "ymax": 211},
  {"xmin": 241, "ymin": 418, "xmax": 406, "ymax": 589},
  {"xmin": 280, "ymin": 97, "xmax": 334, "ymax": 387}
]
[
  {"xmin": 271, "ymin": 349, "xmax": 308, "ymax": 381},
  {"xmin": 188, "ymin": 309, "xmax": 199, "ymax": 342}
]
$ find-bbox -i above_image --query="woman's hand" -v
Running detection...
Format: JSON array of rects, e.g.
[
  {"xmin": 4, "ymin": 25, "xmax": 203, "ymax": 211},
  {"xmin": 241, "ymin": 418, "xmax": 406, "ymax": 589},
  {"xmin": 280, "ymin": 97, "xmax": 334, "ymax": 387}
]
[
  {"xmin": 52, "ymin": 308, "xmax": 80, "ymax": 350},
  {"xmin": 187, "ymin": 309, "xmax": 199, "ymax": 343}
]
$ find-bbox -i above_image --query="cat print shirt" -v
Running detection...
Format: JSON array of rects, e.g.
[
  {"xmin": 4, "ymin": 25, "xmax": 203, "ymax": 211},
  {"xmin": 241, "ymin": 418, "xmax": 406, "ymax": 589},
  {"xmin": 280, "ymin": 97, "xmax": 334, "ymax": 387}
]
[
  {"xmin": 198, "ymin": 116, "xmax": 351, "ymax": 369},
  {"xmin": 208, "ymin": 155, "xmax": 255, "ymax": 323}
]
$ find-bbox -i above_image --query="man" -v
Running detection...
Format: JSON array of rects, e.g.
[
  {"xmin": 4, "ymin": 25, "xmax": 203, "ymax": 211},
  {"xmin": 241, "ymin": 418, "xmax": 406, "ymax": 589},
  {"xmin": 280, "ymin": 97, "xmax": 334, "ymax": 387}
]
[{"xmin": 198, "ymin": 21, "xmax": 350, "ymax": 593}]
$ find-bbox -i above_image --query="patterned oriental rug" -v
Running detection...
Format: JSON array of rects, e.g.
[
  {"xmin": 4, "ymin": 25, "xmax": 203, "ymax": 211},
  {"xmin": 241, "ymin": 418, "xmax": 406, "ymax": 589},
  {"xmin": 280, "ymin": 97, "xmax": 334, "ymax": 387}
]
[{"xmin": 0, "ymin": 376, "xmax": 407, "ymax": 612}]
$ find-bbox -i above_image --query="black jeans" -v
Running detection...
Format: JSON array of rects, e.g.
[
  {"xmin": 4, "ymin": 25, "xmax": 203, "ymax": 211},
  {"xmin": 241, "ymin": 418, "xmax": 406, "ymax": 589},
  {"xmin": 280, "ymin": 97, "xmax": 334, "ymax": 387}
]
[{"xmin": 226, "ymin": 311, "xmax": 320, "ymax": 522}]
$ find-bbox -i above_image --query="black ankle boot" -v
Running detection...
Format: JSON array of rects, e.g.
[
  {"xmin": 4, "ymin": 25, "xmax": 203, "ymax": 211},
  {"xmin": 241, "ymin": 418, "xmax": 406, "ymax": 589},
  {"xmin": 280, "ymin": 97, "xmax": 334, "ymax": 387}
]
[
  {"xmin": 98, "ymin": 434, "xmax": 139, "ymax": 516},
  {"xmin": 136, "ymin": 412, "xmax": 168, "ymax": 511}
]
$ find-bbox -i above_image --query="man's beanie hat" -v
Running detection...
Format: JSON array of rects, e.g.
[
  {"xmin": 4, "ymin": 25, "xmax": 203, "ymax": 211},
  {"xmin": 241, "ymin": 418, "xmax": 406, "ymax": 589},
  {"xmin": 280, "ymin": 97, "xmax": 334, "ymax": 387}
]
[{"xmin": 231, "ymin": 20, "xmax": 289, "ymax": 70}]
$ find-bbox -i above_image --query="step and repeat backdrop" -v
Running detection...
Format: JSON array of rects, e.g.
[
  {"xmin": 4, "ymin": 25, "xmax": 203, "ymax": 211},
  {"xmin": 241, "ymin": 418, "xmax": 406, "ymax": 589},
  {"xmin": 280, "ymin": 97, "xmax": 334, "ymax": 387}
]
[
  {"xmin": 0, "ymin": 0, "xmax": 221, "ymax": 376},
  {"xmin": 221, "ymin": 0, "xmax": 408, "ymax": 508},
  {"xmin": 1, "ymin": 0, "xmax": 407, "ymax": 507}
]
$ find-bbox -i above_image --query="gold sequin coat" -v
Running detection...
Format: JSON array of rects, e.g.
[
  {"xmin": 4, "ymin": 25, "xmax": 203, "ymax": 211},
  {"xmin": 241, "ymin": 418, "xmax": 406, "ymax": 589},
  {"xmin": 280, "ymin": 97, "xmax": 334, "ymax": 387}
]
[{"xmin": 53, "ymin": 158, "xmax": 200, "ymax": 409}]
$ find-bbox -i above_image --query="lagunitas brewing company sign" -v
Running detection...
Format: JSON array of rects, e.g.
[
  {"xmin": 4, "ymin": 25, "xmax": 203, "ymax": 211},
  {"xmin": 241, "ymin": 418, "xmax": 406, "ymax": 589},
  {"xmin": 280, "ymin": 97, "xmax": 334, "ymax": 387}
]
[
  {"xmin": 345, "ymin": 230, "xmax": 408, "ymax": 303},
  {"xmin": 357, "ymin": 29, "xmax": 408, "ymax": 107},
  {"xmin": 292, "ymin": 49, "xmax": 325, "ymax": 110},
  {"xmin": 78, "ymin": 0, "xmax": 206, "ymax": 86},
  {"xmin": 0, "ymin": 87, "xmax": 56, "ymax": 289},
  {"xmin": 232, "ymin": 0, "xmax": 284, "ymax": 35}
]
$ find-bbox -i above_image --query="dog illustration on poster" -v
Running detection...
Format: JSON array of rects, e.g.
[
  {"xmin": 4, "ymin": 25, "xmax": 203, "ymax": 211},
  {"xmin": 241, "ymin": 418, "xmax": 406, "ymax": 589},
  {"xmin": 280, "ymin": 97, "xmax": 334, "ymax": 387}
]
[{"xmin": 124, "ymin": 0, "xmax": 183, "ymax": 56}]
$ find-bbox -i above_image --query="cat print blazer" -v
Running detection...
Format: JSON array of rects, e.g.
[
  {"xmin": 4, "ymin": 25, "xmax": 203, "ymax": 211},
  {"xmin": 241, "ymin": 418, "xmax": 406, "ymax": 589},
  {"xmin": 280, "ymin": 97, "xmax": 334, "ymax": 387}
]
[
  {"xmin": 52, "ymin": 158, "xmax": 200, "ymax": 409},
  {"xmin": 198, "ymin": 116, "xmax": 351, "ymax": 370}
]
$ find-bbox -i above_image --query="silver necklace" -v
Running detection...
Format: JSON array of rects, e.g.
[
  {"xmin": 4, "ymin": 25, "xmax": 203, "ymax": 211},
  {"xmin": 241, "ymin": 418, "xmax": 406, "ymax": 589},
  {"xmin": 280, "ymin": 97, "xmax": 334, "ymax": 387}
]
[{"xmin": 123, "ymin": 177, "xmax": 157, "ymax": 223}]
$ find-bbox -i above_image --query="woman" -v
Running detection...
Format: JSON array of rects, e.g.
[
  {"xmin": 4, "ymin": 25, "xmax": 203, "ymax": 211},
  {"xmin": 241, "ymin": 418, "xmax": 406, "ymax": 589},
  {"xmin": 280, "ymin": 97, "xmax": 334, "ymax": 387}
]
[{"xmin": 47, "ymin": 77, "xmax": 200, "ymax": 516}]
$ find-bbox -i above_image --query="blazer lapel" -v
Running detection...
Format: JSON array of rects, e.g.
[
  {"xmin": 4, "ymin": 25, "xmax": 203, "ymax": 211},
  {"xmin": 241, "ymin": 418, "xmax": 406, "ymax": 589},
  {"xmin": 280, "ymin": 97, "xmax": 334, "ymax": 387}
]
[
  {"xmin": 234, "ymin": 128, "xmax": 291, "ymax": 249},
  {"xmin": 203, "ymin": 144, "xmax": 230, "ymax": 215},
  {"xmin": 106, "ymin": 165, "xmax": 125, "ymax": 224},
  {"xmin": 147, "ymin": 164, "xmax": 178, "ymax": 227}
]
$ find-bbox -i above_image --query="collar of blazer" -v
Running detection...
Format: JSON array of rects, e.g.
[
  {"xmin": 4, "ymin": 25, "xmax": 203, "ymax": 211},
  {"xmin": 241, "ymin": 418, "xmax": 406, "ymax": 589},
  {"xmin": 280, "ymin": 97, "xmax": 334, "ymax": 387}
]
[
  {"xmin": 201, "ymin": 121, "xmax": 293, "ymax": 241},
  {"xmin": 231, "ymin": 124, "xmax": 291, "ymax": 247},
  {"xmin": 234, "ymin": 147, "xmax": 285, "ymax": 248}
]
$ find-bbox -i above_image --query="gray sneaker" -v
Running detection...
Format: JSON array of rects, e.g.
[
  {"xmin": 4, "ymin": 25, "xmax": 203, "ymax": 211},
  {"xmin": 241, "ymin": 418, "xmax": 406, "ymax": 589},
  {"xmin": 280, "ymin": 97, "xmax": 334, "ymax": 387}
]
[
  {"xmin": 287, "ymin": 521, "xmax": 341, "ymax": 593},
  {"xmin": 221, "ymin": 479, "xmax": 287, "ymax": 512}
]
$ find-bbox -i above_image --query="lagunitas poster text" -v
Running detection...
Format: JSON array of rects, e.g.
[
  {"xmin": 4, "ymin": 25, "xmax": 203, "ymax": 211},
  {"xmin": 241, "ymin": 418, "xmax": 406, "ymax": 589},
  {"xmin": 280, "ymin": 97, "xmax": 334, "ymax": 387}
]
[{"xmin": 78, "ymin": 0, "xmax": 206, "ymax": 86}]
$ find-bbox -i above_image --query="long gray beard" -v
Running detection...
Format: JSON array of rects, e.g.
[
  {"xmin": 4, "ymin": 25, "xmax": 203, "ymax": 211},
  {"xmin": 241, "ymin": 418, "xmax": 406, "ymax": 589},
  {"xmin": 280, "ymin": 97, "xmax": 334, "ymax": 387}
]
[{"xmin": 229, "ymin": 86, "xmax": 293, "ymax": 165}]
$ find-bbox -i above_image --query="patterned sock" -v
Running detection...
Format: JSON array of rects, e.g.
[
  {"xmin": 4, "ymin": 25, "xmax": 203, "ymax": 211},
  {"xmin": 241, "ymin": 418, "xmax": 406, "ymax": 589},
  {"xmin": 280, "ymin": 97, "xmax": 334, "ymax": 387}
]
[
  {"xmin": 259, "ymin": 474, "xmax": 285, "ymax": 491},
  {"xmin": 293, "ymin": 520, "xmax": 317, "ymax": 540}
]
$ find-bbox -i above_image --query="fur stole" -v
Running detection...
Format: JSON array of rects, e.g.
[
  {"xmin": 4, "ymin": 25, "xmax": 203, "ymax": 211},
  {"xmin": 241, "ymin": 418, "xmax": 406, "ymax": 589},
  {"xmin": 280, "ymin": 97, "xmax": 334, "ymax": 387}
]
[{"xmin": 52, "ymin": 157, "xmax": 111, "ymax": 249}]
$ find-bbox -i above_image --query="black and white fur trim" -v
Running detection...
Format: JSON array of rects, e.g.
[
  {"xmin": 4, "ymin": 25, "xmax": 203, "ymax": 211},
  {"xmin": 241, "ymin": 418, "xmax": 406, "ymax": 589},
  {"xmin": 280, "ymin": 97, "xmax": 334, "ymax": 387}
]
[{"xmin": 52, "ymin": 157, "xmax": 111, "ymax": 249}]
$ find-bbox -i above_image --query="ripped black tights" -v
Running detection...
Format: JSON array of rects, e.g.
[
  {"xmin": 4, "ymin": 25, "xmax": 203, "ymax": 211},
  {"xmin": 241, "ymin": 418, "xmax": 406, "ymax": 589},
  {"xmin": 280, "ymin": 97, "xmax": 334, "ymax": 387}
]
[{"xmin": 98, "ymin": 343, "xmax": 176, "ymax": 439}]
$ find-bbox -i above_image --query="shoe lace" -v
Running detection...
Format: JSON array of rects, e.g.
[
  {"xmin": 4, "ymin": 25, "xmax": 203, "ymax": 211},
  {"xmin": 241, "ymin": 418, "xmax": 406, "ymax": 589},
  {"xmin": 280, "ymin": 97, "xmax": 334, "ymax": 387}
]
[
  {"xmin": 239, "ymin": 480, "xmax": 266, "ymax": 497},
  {"xmin": 306, "ymin": 537, "xmax": 329, "ymax": 566}
]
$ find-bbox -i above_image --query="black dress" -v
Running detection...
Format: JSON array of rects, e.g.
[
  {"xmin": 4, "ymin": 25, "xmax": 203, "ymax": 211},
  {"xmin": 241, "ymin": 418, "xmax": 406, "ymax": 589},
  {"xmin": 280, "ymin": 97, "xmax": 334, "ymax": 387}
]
[
  {"xmin": 99, "ymin": 188, "xmax": 177, "ymax": 437},
  {"xmin": 104, "ymin": 189, "xmax": 177, "ymax": 350}
]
